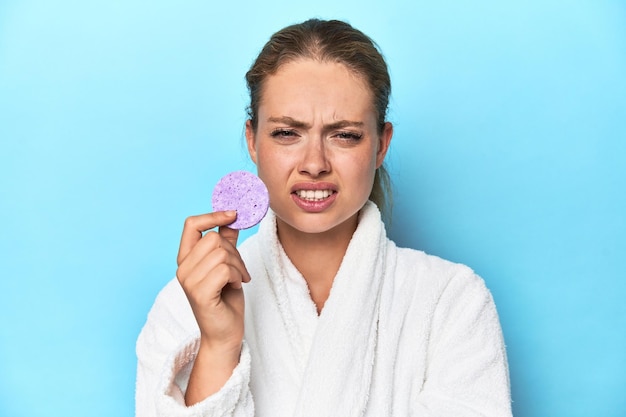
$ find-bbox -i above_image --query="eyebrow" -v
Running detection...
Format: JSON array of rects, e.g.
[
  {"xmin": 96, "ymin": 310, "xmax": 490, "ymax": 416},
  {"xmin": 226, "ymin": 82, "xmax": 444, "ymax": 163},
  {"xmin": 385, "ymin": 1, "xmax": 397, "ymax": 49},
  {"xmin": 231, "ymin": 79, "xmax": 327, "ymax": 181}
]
[{"xmin": 267, "ymin": 116, "xmax": 365, "ymax": 130}]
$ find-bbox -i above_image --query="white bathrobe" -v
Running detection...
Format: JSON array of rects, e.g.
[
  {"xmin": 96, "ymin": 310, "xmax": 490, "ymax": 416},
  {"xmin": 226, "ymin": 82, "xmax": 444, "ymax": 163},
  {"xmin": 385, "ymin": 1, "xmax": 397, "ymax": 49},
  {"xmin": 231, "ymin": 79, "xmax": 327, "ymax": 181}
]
[{"xmin": 136, "ymin": 202, "xmax": 512, "ymax": 417}]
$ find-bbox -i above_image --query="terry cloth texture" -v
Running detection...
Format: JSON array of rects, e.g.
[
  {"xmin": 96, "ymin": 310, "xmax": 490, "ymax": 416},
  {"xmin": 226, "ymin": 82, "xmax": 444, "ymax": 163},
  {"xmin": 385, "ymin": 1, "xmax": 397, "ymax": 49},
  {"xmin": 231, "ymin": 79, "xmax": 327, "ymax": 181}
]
[{"xmin": 136, "ymin": 202, "xmax": 512, "ymax": 417}]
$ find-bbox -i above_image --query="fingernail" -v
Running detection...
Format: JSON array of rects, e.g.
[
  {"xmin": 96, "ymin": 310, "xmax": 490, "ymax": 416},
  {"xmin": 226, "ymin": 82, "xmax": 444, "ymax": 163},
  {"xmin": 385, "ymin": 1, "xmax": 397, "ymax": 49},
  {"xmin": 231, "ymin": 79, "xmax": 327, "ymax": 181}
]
[{"xmin": 225, "ymin": 210, "xmax": 237, "ymax": 216}]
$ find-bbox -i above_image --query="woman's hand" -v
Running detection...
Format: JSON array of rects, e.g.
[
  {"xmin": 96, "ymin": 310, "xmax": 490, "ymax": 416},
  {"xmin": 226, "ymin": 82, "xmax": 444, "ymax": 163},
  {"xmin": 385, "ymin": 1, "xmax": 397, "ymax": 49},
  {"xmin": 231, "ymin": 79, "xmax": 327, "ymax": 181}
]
[{"xmin": 175, "ymin": 210, "xmax": 251, "ymax": 404}]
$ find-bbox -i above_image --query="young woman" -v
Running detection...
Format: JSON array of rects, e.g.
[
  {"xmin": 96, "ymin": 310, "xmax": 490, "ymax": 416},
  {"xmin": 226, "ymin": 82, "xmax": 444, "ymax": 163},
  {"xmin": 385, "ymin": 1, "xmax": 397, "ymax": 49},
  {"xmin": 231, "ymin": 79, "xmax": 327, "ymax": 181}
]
[{"xmin": 136, "ymin": 19, "xmax": 512, "ymax": 417}]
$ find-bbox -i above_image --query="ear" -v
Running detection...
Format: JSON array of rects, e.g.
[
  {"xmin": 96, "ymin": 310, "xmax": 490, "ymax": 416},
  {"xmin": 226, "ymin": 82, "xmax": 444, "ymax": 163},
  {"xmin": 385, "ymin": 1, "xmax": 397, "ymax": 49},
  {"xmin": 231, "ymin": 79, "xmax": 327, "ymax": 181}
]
[
  {"xmin": 245, "ymin": 120, "xmax": 258, "ymax": 164},
  {"xmin": 375, "ymin": 122, "xmax": 393, "ymax": 168}
]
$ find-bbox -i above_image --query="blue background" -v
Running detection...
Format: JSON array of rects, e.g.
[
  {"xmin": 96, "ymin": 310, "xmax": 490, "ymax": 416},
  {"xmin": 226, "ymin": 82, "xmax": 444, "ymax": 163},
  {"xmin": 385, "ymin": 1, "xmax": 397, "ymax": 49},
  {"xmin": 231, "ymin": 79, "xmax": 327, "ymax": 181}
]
[{"xmin": 1, "ymin": 1, "xmax": 625, "ymax": 416}]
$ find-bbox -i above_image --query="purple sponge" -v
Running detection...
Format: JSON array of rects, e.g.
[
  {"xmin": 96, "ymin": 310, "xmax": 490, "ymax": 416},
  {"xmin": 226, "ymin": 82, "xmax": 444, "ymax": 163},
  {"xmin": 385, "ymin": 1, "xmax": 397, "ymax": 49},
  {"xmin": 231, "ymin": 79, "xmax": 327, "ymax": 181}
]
[{"xmin": 211, "ymin": 171, "xmax": 269, "ymax": 229}]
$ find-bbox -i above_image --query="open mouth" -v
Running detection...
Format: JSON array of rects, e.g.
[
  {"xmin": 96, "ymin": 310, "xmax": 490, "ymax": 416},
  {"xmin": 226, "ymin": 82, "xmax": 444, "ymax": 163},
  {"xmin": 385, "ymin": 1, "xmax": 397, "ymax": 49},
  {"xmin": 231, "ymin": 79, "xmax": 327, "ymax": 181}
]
[{"xmin": 294, "ymin": 189, "xmax": 335, "ymax": 201}]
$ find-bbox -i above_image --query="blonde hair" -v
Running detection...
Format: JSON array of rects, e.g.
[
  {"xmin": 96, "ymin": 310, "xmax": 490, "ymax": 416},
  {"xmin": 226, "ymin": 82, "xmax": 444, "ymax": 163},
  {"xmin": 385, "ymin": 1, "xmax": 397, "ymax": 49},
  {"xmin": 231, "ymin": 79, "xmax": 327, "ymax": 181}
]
[{"xmin": 245, "ymin": 19, "xmax": 393, "ymax": 222}]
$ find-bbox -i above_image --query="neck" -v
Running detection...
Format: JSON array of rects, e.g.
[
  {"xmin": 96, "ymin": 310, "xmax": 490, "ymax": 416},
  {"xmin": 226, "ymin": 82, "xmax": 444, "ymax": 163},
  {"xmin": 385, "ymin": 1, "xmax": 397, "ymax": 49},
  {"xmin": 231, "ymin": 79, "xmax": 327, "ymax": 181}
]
[{"xmin": 276, "ymin": 214, "xmax": 358, "ymax": 313}]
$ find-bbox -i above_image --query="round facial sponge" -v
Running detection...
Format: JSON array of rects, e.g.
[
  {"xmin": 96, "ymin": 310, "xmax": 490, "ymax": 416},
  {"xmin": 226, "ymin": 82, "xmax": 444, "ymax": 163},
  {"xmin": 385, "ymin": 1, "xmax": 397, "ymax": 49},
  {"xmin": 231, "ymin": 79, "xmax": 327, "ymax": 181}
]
[{"xmin": 211, "ymin": 171, "xmax": 269, "ymax": 230}]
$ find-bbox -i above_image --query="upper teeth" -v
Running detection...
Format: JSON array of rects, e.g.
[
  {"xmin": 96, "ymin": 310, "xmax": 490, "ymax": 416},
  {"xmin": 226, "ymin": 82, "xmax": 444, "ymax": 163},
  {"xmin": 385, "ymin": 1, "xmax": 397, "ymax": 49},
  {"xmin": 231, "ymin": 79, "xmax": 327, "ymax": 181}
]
[{"xmin": 296, "ymin": 189, "xmax": 332, "ymax": 201}]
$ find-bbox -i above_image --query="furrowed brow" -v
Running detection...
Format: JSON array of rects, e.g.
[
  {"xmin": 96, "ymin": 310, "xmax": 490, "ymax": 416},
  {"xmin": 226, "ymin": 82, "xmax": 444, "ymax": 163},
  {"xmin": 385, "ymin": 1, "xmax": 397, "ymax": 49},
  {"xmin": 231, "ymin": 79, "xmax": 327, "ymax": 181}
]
[
  {"xmin": 325, "ymin": 120, "xmax": 365, "ymax": 130},
  {"xmin": 267, "ymin": 116, "xmax": 310, "ymax": 129},
  {"xmin": 267, "ymin": 117, "xmax": 365, "ymax": 130}
]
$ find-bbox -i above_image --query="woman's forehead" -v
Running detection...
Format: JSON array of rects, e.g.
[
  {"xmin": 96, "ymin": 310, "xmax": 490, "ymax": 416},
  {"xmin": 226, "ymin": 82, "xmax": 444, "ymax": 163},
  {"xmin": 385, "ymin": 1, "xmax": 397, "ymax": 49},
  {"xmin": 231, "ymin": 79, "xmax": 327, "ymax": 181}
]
[{"xmin": 258, "ymin": 59, "xmax": 376, "ymax": 121}]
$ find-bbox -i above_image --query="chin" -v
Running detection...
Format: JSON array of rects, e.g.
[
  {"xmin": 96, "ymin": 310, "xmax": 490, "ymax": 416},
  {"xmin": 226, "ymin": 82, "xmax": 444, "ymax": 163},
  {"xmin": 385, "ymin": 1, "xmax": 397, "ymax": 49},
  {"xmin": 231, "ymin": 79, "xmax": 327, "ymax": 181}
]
[{"xmin": 278, "ymin": 210, "xmax": 360, "ymax": 236}]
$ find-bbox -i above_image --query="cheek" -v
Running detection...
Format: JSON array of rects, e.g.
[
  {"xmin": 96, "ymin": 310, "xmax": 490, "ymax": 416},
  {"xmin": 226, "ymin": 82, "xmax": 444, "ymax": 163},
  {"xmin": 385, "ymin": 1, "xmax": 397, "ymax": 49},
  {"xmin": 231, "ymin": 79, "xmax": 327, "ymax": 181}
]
[
  {"xmin": 337, "ymin": 151, "xmax": 378, "ymax": 197},
  {"xmin": 360, "ymin": 147, "xmax": 380, "ymax": 193},
  {"xmin": 350, "ymin": 145, "xmax": 379, "ymax": 177},
  {"xmin": 255, "ymin": 145, "xmax": 290, "ymax": 186}
]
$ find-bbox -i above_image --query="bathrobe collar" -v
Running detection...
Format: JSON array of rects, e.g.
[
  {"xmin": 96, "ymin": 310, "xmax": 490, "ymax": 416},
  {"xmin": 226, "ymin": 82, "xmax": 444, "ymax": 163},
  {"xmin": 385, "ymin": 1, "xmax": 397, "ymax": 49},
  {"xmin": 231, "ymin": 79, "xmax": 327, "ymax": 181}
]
[{"xmin": 257, "ymin": 201, "xmax": 389, "ymax": 416}]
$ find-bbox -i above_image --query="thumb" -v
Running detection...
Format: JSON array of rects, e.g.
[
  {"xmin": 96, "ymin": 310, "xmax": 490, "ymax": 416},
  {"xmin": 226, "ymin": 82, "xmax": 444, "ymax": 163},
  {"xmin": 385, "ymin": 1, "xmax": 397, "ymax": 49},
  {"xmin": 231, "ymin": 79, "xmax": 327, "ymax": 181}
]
[{"xmin": 218, "ymin": 224, "xmax": 240, "ymax": 248}]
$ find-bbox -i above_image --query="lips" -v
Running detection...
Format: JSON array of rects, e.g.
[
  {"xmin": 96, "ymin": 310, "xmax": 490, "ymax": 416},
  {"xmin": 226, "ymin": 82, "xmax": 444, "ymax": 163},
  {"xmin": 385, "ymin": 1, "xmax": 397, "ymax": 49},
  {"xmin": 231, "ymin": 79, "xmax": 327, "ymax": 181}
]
[
  {"xmin": 290, "ymin": 182, "xmax": 337, "ymax": 212},
  {"xmin": 294, "ymin": 189, "xmax": 334, "ymax": 201}
]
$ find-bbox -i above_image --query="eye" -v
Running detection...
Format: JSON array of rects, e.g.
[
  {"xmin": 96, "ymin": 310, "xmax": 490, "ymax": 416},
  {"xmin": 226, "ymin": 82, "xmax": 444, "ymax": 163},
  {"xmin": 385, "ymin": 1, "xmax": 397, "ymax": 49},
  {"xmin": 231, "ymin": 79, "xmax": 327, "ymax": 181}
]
[
  {"xmin": 334, "ymin": 131, "xmax": 363, "ymax": 141},
  {"xmin": 270, "ymin": 129, "xmax": 298, "ymax": 139}
]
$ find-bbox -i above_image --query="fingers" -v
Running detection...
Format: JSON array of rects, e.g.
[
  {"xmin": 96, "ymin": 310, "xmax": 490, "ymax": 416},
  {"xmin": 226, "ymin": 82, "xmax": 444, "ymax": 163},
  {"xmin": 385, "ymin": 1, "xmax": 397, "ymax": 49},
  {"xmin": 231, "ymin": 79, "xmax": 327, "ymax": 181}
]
[
  {"xmin": 218, "ymin": 225, "xmax": 240, "ymax": 249},
  {"xmin": 184, "ymin": 262, "xmax": 246, "ymax": 306},
  {"xmin": 177, "ymin": 233, "xmax": 251, "ymax": 289},
  {"xmin": 174, "ymin": 211, "xmax": 248, "ymax": 354},
  {"xmin": 178, "ymin": 211, "xmax": 237, "ymax": 265},
  {"xmin": 176, "ymin": 209, "xmax": 251, "ymax": 301}
]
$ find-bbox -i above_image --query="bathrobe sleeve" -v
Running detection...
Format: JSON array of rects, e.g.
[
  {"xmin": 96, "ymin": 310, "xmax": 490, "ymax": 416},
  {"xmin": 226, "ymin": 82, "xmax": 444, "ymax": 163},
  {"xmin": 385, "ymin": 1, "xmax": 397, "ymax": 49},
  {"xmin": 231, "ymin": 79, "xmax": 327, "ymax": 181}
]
[
  {"xmin": 135, "ymin": 279, "xmax": 254, "ymax": 417},
  {"xmin": 413, "ymin": 270, "xmax": 512, "ymax": 417}
]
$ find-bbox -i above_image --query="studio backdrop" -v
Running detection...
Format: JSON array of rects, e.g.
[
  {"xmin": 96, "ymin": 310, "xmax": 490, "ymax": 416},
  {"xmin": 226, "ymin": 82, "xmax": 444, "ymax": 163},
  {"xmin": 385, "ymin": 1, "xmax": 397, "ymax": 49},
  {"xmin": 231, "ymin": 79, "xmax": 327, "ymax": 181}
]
[{"xmin": 1, "ymin": 1, "xmax": 624, "ymax": 416}]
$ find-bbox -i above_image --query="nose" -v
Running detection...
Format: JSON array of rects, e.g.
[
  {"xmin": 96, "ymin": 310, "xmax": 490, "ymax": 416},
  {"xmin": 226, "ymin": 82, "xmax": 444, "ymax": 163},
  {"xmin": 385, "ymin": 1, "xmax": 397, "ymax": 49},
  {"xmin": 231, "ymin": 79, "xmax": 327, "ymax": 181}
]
[{"xmin": 298, "ymin": 137, "xmax": 330, "ymax": 177}]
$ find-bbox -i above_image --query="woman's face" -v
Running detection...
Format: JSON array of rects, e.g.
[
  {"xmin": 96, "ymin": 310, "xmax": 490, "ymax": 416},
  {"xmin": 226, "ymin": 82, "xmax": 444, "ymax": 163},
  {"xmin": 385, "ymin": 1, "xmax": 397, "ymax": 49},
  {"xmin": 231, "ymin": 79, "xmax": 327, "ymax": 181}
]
[{"xmin": 246, "ymin": 59, "xmax": 392, "ymax": 236}]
